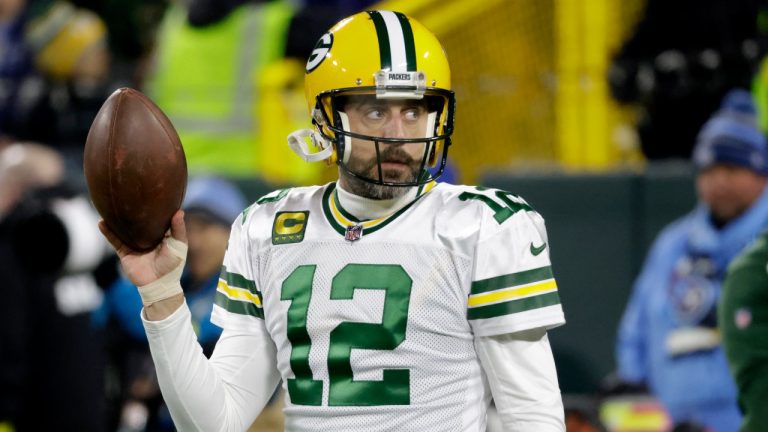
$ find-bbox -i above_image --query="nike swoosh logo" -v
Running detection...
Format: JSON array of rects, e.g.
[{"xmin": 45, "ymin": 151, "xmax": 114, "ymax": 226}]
[{"xmin": 530, "ymin": 242, "xmax": 547, "ymax": 256}]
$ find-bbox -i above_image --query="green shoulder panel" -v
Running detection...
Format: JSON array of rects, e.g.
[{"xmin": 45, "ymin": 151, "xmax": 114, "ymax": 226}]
[{"xmin": 457, "ymin": 186, "xmax": 534, "ymax": 225}]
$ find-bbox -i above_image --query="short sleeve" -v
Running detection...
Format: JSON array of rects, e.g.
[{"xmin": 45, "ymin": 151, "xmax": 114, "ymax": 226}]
[
  {"xmin": 210, "ymin": 207, "xmax": 265, "ymax": 333},
  {"xmin": 468, "ymin": 201, "xmax": 565, "ymax": 337}
]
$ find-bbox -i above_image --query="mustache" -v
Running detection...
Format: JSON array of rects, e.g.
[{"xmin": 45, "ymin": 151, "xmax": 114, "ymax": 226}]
[
  {"xmin": 375, "ymin": 147, "xmax": 419, "ymax": 165},
  {"xmin": 343, "ymin": 143, "xmax": 426, "ymax": 184}
]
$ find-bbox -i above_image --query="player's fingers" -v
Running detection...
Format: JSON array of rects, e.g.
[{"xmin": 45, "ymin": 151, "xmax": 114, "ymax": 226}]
[
  {"xmin": 98, "ymin": 220, "xmax": 127, "ymax": 253},
  {"xmin": 169, "ymin": 209, "xmax": 187, "ymax": 244}
]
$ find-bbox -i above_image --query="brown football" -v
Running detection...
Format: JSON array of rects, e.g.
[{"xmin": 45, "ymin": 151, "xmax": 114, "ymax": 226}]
[{"xmin": 84, "ymin": 87, "xmax": 187, "ymax": 252}]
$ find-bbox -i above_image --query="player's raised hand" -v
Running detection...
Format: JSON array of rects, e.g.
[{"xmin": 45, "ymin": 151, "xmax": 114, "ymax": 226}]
[{"xmin": 99, "ymin": 209, "xmax": 188, "ymax": 287}]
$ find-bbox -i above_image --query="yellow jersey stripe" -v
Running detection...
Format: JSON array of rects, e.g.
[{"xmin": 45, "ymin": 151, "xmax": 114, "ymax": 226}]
[
  {"xmin": 217, "ymin": 280, "xmax": 262, "ymax": 307},
  {"xmin": 329, "ymin": 196, "xmax": 384, "ymax": 229},
  {"xmin": 468, "ymin": 279, "xmax": 558, "ymax": 308},
  {"xmin": 421, "ymin": 180, "xmax": 437, "ymax": 194}
]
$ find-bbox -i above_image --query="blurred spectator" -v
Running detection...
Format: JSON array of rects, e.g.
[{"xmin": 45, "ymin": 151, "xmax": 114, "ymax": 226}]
[
  {"xmin": 0, "ymin": 0, "xmax": 112, "ymax": 168},
  {"xmin": 97, "ymin": 176, "xmax": 249, "ymax": 431},
  {"xmin": 608, "ymin": 0, "xmax": 761, "ymax": 160},
  {"xmin": 75, "ymin": 0, "xmax": 169, "ymax": 86},
  {"xmin": 25, "ymin": 1, "xmax": 109, "ymax": 83},
  {"xmin": 0, "ymin": 142, "xmax": 115, "ymax": 431},
  {"xmin": 719, "ymin": 229, "xmax": 768, "ymax": 431},
  {"xmin": 145, "ymin": 0, "xmax": 302, "ymax": 179},
  {"xmin": 0, "ymin": 0, "xmax": 34, "ymax": 141},
  {"xmin": 144, "ymin": 0, "xmax": 376, "ymax": 184},
  {"xmin": 615, "ymin": 89, "xmax": 768, "ymax": 431}
]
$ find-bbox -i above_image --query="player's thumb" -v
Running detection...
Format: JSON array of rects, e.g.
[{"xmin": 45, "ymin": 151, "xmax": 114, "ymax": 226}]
[{"xmin": 169, "ymin": 209, "xmax": 187, "ymax": 244}]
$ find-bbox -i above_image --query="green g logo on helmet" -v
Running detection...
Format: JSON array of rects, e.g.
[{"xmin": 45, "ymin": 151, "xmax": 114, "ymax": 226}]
[{"xmin": 306, "ymin": 33, "xmax": 333, "ymax": 73}]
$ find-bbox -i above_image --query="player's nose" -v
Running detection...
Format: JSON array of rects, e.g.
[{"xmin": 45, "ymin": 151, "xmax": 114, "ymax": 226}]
[{"xmin": 382, "ymin": 114, "xmax": 408, "ymax": 139}]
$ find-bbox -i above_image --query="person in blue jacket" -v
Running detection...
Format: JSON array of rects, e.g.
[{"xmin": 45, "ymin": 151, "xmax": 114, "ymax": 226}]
[
  {"xmin": 615, "ymin": 89, "xmax": 768, "ymax": 431},
  {"xmin": 97, "ymin": 175, "xmax": 246, "ymax": 430}
]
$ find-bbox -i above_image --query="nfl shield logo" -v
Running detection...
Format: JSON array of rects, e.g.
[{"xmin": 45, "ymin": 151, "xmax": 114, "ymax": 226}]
[
  {"xmin": 735, "ymin": 308, "xmax": 752, "ymax": 329},
  {"xmin": 345, "ymin": 224, "xmax": 363, "ymax": 242}
]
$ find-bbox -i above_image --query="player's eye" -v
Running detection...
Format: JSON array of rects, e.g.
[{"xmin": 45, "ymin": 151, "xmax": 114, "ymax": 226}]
[
  {"xmin": 364, "ymin": 108, "xmax": 386, "ymax": 121},
  {"xmin": 403, "ymin": 108, "xmax": 422, "ymax": 122}
]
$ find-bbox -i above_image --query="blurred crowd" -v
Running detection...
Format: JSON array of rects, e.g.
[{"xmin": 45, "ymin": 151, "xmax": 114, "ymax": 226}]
[
  {"xmin": 1, "ymin": 0, "xmax": 768, "ymax": 431},
  {"xmin": 0, "ymin": 1, "xmax": 376, "ymax": 431}
]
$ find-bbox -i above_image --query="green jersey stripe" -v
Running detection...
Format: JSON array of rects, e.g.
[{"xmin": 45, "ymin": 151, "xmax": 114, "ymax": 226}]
[
  {"xmin": 364, "ymin": 195, "xmax": 423, "ymax": 234},
  {"xmin": 415, "ymin": 170, "xmax": 430, "ymax": 195},
  {"xmin": 471, "ymin": 266, "xmax": 554, "ymax": 294},
  {"xmin": 467, "ymin": 292, "xmax": 561, "ymax": 320},
  {"xmin": 221, "ymin": 266, "xmax": 259, "ymax": 293},
  {"xmin": 367, "ymin": 11, "xmax": 392, "ymax": 71},
  {"xmin": 215, "ymin": 291, "xmax": 264, "ymax": 319},
  {"xmin": 322, "ymin": 184, "xmax": 347, "ymax": 235}
]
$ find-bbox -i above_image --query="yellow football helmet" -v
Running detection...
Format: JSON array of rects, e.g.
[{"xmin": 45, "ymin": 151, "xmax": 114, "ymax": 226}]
[{"xmin": 287, "ymin": 10, "xmax": 455, "ymax": 186}]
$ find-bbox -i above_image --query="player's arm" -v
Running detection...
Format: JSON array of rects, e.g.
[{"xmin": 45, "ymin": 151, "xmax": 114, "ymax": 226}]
[
  {"xmin": 475, "ymin": 329, "xmax": 564, "ymax": 430},
  {"xmin": 142, "ymin": 303, "xmax": 281, "ymax": 431},
  {"xmin": 101, "ymin": 210, "xmax": 280, "ymax": 429},
  {"xmin": 464, "ymin": 190, "xmax": 565, "ymax": 430}
]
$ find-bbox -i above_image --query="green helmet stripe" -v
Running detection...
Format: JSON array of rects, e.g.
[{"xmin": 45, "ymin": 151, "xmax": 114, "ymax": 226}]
[
  {"xmin": 368, "ymin": 10, "xmax": 417, "ymax": 72},
  {"xmin": 367, "ymin": 11, "xmax": 392, "ymax": 71}
]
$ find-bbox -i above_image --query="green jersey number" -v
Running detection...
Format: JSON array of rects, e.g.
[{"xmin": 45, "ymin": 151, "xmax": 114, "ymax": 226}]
[
  {"xmin": 281, "ymin": 264, "xmax": 412, "ymax": 407},
  {"xmin": 458, "ymin": 187, "xmax": 532, "ymax": 224}
]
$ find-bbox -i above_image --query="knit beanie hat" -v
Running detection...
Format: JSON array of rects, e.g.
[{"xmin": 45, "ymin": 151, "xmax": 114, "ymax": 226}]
[
  {"xmin": 692, "ymin": 89, "xmax": 768, "ymax": 175},
  {"xmin": 182, "ymin": 176, "xmax": 246, "ymax": 226}
]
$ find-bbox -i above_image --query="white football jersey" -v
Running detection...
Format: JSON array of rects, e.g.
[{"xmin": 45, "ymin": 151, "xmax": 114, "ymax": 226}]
[{"xmin": 211, "ymin": 181, "xmax": 565, "ymax": 432}]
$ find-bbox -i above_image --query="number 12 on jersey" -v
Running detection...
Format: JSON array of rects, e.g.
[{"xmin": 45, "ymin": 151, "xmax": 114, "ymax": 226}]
[{"xmin": 281, "ymin": 264, "xmax": 412, "ymax": 406}]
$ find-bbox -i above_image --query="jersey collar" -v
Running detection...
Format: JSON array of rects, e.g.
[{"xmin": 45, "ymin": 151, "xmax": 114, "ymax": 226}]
[{"xmin": 322, "ymin": 180, "xmax": 437, "ymax": 237}]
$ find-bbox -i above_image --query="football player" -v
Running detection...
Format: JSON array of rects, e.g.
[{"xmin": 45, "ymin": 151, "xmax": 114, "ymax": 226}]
[{"xmin": 100, "ymin": 10, "xmax": 566, "ymax": 431}]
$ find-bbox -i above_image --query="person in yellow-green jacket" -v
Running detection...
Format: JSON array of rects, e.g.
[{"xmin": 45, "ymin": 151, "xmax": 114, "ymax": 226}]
[
  {"xmin": 145, "ymin": 0, "xmax": 377, "ymax": 185},
  {"xmin": 146, "ymin": 0, "xmax": 297, "ymax": 179}
]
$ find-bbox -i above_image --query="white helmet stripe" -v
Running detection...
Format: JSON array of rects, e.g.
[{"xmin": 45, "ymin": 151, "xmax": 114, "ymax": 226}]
[{"xmin": 379, "ymin": 11, "xmax": 408, "ymax": 72}]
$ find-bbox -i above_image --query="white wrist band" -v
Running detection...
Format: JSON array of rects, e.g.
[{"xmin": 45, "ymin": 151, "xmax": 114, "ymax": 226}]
[{"xmin": 138, "ymin": 237, "xmax": 187, "ymax": 306}]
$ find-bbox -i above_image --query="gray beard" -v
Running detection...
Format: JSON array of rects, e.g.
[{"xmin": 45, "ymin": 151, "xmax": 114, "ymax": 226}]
[
  {"xmin": 340, "ymin": 145, "xmax": 421, "ymax": 199},
  {"xmin": 339, "ymin": 169, "xmax": 411, "ymax": 200}
]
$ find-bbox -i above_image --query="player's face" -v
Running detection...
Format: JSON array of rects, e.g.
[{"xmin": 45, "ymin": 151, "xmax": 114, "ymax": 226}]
[
  {"xmin": 185, "ymin": 213, "xmax": 230, "ymax": 284},
  {"xmin": 338, "ymin": 95, "xmax": 429, "ymax": 199},
  {"xmin": 696, "ymin": 163, "xmax": 768, "ymax": 225}
]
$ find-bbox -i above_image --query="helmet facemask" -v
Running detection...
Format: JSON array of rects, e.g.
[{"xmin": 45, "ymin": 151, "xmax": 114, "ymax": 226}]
[{"xmin": 313, "ymin": 75, "xmax": 455, "ymax": 188}]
